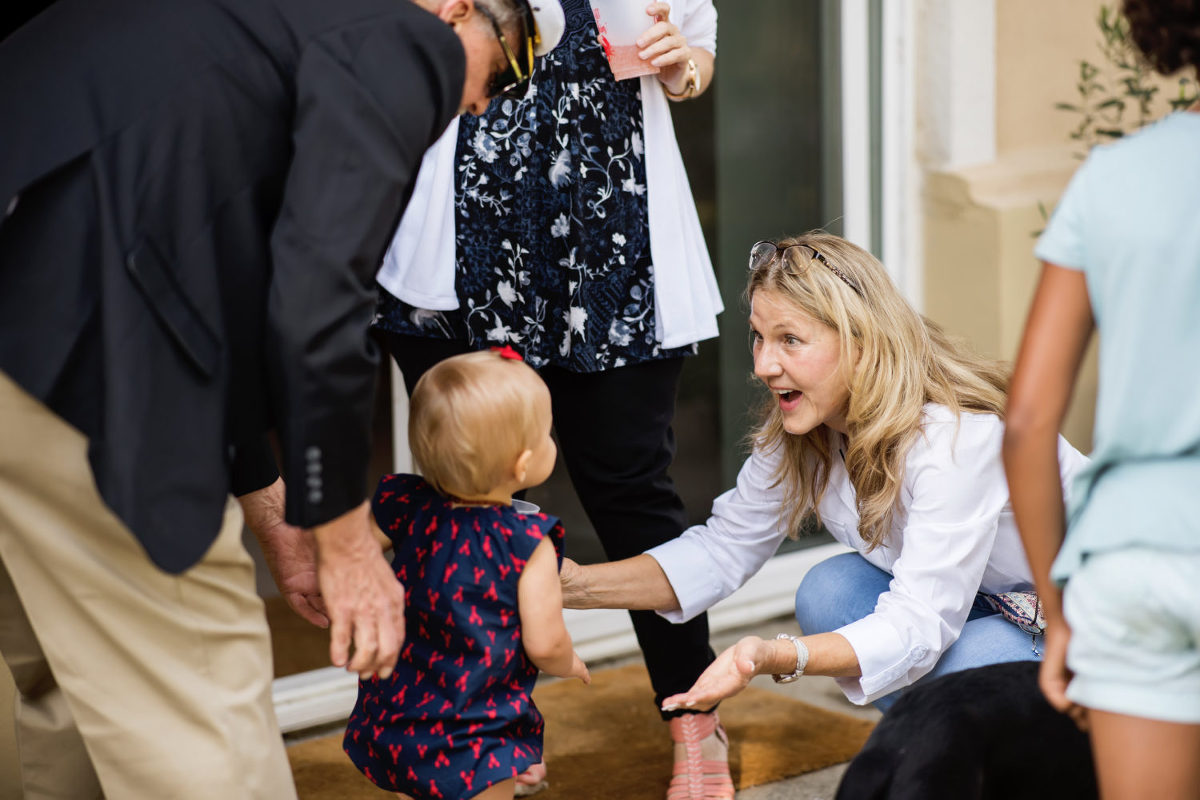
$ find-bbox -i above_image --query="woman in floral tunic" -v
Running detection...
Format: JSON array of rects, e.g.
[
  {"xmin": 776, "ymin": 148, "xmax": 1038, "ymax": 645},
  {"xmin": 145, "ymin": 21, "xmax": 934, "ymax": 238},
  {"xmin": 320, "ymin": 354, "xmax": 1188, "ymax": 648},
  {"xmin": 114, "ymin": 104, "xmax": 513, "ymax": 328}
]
[{"xmin": 374, "ymin": 1, "xmax": 727, "ymax": 796}]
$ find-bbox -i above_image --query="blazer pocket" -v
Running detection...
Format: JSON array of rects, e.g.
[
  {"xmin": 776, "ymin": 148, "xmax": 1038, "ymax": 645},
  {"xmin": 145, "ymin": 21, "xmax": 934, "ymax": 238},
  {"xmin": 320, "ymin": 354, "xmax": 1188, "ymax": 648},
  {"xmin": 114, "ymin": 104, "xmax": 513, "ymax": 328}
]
[{"xmin": 125, "ymin": 237, "xmax": 220, "ymax": 378}]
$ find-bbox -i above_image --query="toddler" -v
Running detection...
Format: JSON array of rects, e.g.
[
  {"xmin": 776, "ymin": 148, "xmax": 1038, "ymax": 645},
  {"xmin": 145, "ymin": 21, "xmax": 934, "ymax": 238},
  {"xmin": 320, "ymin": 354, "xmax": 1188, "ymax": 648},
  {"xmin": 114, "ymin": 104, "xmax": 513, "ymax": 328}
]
[{"xmin": 344, "ymin": 348, "xmax": 590, "ymax": 800}]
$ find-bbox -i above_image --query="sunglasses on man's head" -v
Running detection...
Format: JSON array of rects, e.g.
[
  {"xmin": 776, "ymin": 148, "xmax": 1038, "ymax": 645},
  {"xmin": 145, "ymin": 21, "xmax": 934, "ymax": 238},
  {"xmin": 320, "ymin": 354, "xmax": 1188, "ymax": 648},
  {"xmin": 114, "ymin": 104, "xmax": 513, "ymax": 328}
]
[
  {"xmin": 748, "ymin": 240, "xmax": 864, "ymax": 298},
  {"xmin": 476, "ymin": 4, "xmax": 536, "ymax": 99}
]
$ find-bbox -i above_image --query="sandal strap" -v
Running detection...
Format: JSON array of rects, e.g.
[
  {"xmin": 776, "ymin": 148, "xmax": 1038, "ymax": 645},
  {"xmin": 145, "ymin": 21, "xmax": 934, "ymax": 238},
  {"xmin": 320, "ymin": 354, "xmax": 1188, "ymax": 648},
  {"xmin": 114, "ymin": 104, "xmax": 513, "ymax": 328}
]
[
  {"xmin": 668, "ymin": 711, "xmax": 725, "ymax": 744},
  {"xmin": 672, "ymin": 760, "xmax": 733, "ymax": 776},
  {"xmin": 667, "ymin": 772, "xmax": 735, "ymax": 800},
  {"xmin": 666, "ymin": 712, "xmax": 733, "ymax": 800}
]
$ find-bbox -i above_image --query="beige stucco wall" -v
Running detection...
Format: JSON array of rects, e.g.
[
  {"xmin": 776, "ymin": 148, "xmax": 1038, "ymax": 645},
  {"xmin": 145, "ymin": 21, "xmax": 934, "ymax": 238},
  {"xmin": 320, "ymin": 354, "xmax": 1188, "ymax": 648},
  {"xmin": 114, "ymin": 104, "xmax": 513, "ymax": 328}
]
[
  {"xmin": 924, "ymin": 147, "xmax": 1098, "ymax": 449},
  {"xmin": 924, "ymin": 0, "xmax": 1111, "ymax": 451},
  {"xmin": 924, "ymin": 0, "xmax": 1190, "ymax": 452},
  {"xmin": 995, "ymin": 0, "xmax": 1110, "ymax": 156}
]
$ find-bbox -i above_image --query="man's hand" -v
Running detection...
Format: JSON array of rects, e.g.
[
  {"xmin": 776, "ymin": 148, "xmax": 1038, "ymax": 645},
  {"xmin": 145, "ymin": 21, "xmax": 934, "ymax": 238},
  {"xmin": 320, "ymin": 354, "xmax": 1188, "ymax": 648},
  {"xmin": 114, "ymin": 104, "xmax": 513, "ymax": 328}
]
[
  {"xmin": 312, "ymin": 501, "xmax": 405, "ymax": 679},
  {"xmin": 239, "ymin": 479, "xmax": 328, "ymax": 627}
]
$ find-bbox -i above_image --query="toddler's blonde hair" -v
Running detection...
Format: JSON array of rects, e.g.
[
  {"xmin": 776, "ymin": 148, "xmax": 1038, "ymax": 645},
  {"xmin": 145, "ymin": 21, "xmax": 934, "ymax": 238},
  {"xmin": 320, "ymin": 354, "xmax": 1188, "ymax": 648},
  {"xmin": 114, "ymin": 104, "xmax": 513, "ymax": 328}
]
[{"xmin": 409, "ymin": 350, "xmax": 548, "ymax": 498}]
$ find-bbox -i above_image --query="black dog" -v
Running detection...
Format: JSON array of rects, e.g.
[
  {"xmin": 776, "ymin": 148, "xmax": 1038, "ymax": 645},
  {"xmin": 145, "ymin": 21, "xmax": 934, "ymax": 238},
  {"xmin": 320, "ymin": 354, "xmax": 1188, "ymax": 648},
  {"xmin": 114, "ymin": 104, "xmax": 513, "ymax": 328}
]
[{"xmin": 835, "ymin": 660, "xmax": 1097, "ymax": 800}]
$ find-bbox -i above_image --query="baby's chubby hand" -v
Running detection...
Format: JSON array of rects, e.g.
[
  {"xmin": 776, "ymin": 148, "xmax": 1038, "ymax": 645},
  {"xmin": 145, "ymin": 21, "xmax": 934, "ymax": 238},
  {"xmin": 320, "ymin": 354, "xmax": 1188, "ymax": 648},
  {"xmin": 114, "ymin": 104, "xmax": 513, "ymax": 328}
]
[{"xmin": 568, "ymin": 651, "xmax": 591, "ymax": 685}]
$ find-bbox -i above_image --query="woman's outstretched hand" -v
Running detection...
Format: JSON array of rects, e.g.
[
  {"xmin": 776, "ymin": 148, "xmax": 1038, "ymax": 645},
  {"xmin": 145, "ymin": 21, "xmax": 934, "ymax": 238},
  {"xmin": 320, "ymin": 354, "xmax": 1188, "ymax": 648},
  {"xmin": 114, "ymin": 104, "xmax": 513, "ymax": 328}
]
[{"xmin": 661, "ymin": 635, "xmax": 766, "ymax": 712}]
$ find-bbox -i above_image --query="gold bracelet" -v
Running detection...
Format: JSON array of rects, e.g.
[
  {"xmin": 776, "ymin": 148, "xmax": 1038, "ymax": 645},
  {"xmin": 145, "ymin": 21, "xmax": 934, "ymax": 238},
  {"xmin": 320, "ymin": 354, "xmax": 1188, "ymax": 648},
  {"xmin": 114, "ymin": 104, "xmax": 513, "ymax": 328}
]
[{"xmin": 663, "ymin": 56, "xmax": 700, "ymax": 100}]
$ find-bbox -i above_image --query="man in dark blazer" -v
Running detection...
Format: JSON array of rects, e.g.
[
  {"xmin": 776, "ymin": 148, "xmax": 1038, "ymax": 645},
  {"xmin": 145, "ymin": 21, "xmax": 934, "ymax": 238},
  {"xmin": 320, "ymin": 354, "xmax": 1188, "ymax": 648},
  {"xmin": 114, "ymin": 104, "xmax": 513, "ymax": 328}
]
[{"xmin": 0, "ymin": 0, "xmax": 561, "ymax": 796}]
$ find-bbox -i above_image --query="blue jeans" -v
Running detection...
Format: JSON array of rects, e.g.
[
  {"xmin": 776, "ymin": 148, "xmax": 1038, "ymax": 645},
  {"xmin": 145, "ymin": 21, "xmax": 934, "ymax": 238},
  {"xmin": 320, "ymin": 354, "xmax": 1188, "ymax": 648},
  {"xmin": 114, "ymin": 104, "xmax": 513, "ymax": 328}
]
[{"xmin": 794, "ymin": 552, "xmax": 1042, "ymax": 713}]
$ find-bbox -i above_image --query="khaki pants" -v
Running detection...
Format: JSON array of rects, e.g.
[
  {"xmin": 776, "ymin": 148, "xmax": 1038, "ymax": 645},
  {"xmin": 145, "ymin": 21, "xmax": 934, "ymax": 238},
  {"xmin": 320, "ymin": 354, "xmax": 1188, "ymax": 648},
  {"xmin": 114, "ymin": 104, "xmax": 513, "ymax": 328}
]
[{"xmin": 0, "ymin": 373, "xmax": 297, "ymax": 799}]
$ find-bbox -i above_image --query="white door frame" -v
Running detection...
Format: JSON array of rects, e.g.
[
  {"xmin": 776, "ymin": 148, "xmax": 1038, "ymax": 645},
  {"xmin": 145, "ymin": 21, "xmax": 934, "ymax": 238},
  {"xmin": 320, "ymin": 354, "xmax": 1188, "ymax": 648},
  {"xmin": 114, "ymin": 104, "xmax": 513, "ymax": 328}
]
[{"xmin": 841, "ymin": 0, "xmax": 921, "ymax": 308}]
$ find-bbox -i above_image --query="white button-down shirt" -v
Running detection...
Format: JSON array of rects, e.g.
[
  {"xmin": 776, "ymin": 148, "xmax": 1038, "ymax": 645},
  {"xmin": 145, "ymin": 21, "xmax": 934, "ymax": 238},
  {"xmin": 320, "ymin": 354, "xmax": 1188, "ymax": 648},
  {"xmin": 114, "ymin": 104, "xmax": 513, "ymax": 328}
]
[{"xmin": 647, "ymin": 404, "xmax": 1089, "ymax": 704}]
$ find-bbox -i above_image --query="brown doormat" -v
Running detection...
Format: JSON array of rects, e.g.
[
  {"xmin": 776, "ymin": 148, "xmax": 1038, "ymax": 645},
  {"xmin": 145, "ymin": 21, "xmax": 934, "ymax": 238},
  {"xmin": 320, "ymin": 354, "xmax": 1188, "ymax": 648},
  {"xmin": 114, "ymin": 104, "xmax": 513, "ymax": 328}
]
[{"xmin": 288, "ymin": 663, "xmax": 874, "ymax": 799}]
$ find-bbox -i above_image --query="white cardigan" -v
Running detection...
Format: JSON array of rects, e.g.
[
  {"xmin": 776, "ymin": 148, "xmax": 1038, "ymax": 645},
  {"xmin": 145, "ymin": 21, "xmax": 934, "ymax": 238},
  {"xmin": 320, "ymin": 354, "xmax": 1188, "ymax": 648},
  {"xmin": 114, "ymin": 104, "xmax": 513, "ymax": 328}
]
[{"xmin": 377, "ymin": 0, "xmax": 722, "ymax": 349}]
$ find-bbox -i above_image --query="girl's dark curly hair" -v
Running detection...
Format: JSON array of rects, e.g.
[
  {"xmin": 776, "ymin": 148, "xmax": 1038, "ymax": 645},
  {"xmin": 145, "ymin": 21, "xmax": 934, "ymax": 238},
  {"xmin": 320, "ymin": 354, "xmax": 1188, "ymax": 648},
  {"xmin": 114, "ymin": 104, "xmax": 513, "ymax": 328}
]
[{"xmin": 1123, "ymin": 0, "xmax": 1200, "ymax": 75}]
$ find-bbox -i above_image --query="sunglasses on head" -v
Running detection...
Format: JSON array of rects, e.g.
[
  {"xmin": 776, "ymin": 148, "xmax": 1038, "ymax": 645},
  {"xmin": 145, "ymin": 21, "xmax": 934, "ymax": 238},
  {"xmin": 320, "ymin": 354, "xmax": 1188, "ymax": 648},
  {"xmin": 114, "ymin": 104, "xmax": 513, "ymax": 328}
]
[
  {"xmin": 748, "ymin": 240, "xmax": 864, "ymax": 298},
  {"xmin": 476, "ymin": 3, "xmax": 536, "ymax": 100}
]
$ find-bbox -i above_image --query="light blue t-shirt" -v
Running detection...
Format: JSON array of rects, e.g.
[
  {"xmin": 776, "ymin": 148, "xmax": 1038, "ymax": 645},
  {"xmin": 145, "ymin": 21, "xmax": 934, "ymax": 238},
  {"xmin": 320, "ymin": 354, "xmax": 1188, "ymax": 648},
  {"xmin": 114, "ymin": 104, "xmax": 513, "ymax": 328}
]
[{"xmin": 1035, "ymin": 111, "xmax": 1200, "ymax": 583}]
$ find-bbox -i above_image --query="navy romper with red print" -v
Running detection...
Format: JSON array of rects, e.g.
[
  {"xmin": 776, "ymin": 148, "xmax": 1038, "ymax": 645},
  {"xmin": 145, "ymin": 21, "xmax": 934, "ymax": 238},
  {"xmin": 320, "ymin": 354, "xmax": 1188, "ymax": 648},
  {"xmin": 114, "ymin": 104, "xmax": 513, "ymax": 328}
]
[{"xmin": 344, "ymin": 474, "xmax": 564, "ymax": 800}]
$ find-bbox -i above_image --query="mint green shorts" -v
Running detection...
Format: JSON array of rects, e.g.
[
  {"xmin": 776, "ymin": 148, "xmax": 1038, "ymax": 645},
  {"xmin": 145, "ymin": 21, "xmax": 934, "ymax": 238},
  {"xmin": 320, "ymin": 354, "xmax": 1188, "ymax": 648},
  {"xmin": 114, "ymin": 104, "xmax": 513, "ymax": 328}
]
[{"xmin": 1063, "ymin": 547, "xmax": 1200, "ymax": 724}]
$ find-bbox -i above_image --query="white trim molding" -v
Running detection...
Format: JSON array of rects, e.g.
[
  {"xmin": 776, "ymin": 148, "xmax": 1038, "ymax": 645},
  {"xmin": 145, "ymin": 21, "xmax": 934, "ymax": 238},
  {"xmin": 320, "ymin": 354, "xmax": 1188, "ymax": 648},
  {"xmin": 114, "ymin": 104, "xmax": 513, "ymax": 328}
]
[
  {"xmin": 273, "ymin": 542, "xmax": 851, "ymax": 734},
  {"xmin": 840, "ymin": 0, "xmax": 873, "ymax": 253},
  {"xmin": 390, "ymin": 360, "xmax": 412, "ymax": 474},
  {"xmin": 841, "ymin": 0, "xmax": 922, "ymax": 308},
  {"xmin": 881, "ymin": 0, "xmax": 923, "ymax": 309},
  {"xmin": 916, "ymin": 0, "xmax": 997, "ymax": 171}
]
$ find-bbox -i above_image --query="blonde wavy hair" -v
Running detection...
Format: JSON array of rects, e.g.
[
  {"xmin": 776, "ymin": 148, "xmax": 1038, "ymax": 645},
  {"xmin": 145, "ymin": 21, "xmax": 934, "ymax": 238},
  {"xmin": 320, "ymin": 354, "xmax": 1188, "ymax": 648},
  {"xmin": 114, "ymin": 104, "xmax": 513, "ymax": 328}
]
[
  {"xmin": 748, "ymin": 232, "xmax": 1009, "ymax": 550},
  {"xmin": 409, "ymin": 350, "xmax": 548, "ymax": 499}
]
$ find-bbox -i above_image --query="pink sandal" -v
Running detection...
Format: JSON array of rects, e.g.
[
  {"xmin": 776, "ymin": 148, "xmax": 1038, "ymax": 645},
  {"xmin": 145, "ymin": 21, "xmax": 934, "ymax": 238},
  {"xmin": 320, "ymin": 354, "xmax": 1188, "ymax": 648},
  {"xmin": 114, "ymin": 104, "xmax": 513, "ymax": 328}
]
[{"xmin": 666, "ymin": 711, "xmax": 734, "ymax": 800}]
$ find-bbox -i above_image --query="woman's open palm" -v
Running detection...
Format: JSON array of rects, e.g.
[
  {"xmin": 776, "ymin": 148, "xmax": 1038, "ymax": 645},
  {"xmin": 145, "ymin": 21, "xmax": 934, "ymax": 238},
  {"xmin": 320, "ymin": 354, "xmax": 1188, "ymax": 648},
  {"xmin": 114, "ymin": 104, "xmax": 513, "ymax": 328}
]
[{"xmin": 661, "ymin": 635, "xmax": 764, "ymax": 711}]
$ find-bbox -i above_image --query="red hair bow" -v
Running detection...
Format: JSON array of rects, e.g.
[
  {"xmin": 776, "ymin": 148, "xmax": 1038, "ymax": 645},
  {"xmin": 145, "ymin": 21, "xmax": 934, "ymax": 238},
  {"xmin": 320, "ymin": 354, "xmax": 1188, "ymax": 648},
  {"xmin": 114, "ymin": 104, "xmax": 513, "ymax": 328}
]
[{"xmin": 491, "ymin": 345, "xmax": 523, "ymax": 362}]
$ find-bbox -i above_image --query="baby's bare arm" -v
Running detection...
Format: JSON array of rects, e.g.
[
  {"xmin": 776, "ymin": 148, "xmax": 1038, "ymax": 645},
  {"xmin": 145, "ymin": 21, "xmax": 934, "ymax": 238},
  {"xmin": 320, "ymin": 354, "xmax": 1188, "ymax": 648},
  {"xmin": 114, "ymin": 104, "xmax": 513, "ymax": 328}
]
[{"xmin": 517, "ymin": 538, "xmax": 589, "ymax": 683}]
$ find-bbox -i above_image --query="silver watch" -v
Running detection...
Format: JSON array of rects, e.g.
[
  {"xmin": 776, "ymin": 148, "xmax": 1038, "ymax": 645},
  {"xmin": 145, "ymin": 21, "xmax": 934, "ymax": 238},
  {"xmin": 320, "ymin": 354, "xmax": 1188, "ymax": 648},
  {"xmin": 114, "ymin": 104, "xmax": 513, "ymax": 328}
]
[{"xmin": 771, "ymin": 633, "xmax": 809, "ymax": 684}]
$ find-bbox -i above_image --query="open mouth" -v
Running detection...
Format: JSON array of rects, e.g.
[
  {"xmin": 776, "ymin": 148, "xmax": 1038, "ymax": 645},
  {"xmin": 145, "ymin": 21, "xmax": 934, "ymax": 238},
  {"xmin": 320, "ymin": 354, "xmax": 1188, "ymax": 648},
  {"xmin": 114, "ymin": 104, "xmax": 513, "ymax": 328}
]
[{"xmin": 775, "ymin": 389, "xmax": 801, "ymax": 409}]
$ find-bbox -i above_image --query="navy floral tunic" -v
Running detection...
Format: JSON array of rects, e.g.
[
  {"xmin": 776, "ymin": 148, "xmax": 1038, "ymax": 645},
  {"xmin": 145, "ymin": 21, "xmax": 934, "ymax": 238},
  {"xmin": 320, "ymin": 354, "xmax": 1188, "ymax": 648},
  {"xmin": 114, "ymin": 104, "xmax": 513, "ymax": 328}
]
[
  {"xmin": 375, "ymin": 0, "xmax": 696, "ymax": 371},
  {"xmin": 344, "ymin": 474, "xmax": 564, "ymax": 800}
]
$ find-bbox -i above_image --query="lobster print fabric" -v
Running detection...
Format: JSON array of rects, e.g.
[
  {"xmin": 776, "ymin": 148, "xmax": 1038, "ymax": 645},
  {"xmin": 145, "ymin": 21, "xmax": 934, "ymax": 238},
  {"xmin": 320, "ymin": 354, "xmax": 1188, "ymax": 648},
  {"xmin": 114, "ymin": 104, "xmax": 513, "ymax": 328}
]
[{"xmin": 344, "ymin": 474, "xmax": 565, "ymax": 799}]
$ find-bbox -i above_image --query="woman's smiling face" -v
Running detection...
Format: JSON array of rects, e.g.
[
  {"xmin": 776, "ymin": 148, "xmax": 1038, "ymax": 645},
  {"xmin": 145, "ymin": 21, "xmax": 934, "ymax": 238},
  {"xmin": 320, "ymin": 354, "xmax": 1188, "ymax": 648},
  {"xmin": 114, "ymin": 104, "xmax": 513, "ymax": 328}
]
[{"xmin": 749, "ymin": 289, "xmax": 852, "ymax": 436}]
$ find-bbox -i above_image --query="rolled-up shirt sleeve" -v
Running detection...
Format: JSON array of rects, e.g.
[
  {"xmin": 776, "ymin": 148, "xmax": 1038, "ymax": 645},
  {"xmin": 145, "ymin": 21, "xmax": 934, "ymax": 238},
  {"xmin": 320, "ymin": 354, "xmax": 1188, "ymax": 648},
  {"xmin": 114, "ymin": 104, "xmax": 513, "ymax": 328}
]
[
  {"xmin": 646, "ymin": 446, "xmax": 790, "ymax": 623},
  {"xmin": 835, "ymin": 415, "xmax": 1010, "ymax": 704}
]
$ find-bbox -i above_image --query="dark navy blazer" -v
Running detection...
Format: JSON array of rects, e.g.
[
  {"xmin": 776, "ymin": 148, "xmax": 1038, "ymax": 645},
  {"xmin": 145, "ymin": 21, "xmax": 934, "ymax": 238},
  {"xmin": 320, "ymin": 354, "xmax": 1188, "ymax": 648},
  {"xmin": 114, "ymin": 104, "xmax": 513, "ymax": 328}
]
[{"xmin": 0, "ymin": 0, "xmax": 464, "ymax": 571}]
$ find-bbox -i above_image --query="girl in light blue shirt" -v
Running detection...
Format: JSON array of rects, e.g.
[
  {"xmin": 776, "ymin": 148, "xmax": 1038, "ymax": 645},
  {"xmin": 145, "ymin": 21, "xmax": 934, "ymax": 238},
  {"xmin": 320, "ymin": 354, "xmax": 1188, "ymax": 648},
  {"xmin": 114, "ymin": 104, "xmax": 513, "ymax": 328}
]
[{"xmin": 1004, "ymin": 1, "xmax": 1200, "ymax": 796}]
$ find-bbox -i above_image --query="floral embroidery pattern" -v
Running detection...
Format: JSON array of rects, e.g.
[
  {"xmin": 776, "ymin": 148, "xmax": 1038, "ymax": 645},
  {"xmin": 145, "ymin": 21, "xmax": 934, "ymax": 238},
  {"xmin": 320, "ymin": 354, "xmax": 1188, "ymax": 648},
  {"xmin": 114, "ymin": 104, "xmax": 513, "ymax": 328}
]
[{"xmin": 375, "ymin": 0, "xmax": 695, "ymax": 372}]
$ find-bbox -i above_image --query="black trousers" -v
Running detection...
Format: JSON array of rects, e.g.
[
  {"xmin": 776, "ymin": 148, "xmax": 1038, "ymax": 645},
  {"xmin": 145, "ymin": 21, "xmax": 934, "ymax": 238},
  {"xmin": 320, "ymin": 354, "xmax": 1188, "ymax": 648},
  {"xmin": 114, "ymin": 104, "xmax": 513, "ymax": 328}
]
[{"xmin": 377, "ymin": 331, "xmax": 715, "ymax": 715}]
